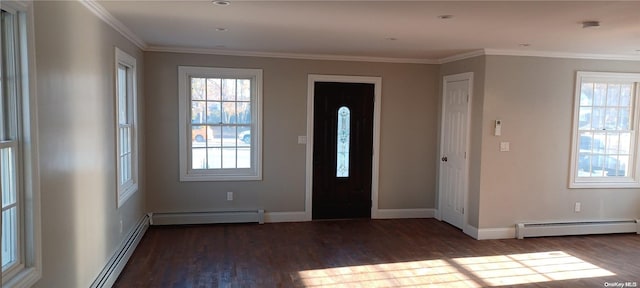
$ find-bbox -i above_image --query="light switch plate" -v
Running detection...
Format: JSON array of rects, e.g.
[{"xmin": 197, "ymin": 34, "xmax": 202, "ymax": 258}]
[{"xmin": 298, "ymin": 136, "xmax": 307, "ymax": 144}]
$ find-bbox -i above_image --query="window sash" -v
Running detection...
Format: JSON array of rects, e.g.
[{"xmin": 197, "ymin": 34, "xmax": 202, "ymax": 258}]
[
  {"xmin": 1, "ymin": 141, "xmax": 21, "ymax": 273},
  {"xmin": 115, "ymin": 48, "xmax": 137, "ymax": 206},
  {"xmin": 571, "ymin": 71, "xmax": 640, "ymax": 188},
  {"xmin": 188, "ymin": 77, "xmax": 253, "ymax": 171},
  {"xmin": 1, "ymin": 6, "xmax": 24, "ymax": 279},
  {"xmin": 178, "ymin": 67, "xmax": 262, "ymax": 181}
]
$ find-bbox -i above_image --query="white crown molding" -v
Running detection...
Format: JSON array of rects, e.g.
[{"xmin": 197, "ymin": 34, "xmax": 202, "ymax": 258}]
[
  {"xmin": 79, "ymin": 0, "xmax": 147, "ymax": 50},
  {"xmin": 437, "ymin": 48, "xmax": 640, "ymax": 64},
  {"xmin": 146, "ymin": 45, "xmax": 438, "ymax": 64},
  {"xmin": 437, "ymin": 50, "xmax": 486, "ymax": 64},
  {"xmin": 485, "ymin": 49, "xmax": 640, "ymax": 62}
]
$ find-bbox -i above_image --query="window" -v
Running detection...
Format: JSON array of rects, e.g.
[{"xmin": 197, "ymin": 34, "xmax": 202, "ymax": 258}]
[
  {"xmin": 115, "ymin": 48, "xmax": 137, "ymax": 206},
  {"xmin": 2, "ymin": 2, "xmax": 41, "ymax": 287},
  {"xmin": 336, "ymin": 106, "xmax": 350, "ymax": 178},
  {"xmin": 570, "ymin": 71, "xmax": 640, "ymax": 188},
  {"xmin": 178, "ymin": 67, "xmax": 262, "ymax": 181}
]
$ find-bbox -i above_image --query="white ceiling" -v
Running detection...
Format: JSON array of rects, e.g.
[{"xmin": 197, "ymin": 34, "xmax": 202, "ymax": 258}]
[{"xmin": 97, "ymin": 0, "xmax": 640, "ymax": 62}]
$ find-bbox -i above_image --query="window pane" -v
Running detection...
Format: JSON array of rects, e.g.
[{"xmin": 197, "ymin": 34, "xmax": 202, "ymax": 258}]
[
  {"xmin": 238, "ymin": 126, "xmax": 250, "ymax": 147},
  {"xmin": 222, "ymin": 79, "xmax": 236, "ymax": 101},
  {"xmin": 237, "ymin": 79, "xmax": 251, "ymax": 101},
  {"xmin": 604, "ymin": 108, "xmax": 618, "ymax": 131},
  {"xmin": 1, "ymin": 147, "xmax": 16, "ymax": 207},
  {"xmin": 192, "ymin": 125, "xmax": 206, "ymax": 144},
  {"xmin": 619, "ymin": 132, "xmax": 631, "ymax": 154},
  {"xmin": 591, "ymin": 108, "xmax": 604, "ymax": 130},
  {"xmin": 206, "ymin": 78, "xmax": 221, "ymax": 101},
  {"xmin": 207, "ymin": 148, "xmax": 221, "ymax": 169},
  {"xmin": 620, "ymin": 84, "xmax": 632, "ymax": 107},
  {"xmin": 191, "ymin": 78, "xmax": 205, "ymax": 100},
  {"xmin": 191, "ymin": 101, "xmax": 206, "ymax": 124},
  {"xmin": 221, "ymin": 102, "xmax": 236, "ymax": 124},
  {"xmin": 191, "ymin": 148, "xmax": 206, "ymax": 169},
  {"xmin": 206, "ymin": 102, "xmax": 221, "ymax": 124},
  {"xmin": 222, "ymin": 126, "xmax": 237, "ymax": 147},
  {"xmin": 578, "ymin": 107, "xmax": 592, "ymax": 130},
  {"xmin": 237, "ymin": 148, "xmax": 251, "ymax": 168},
  {"xmin": 606, "ymin": 84, "xmax": 620, "ymax": 106},
  {"xmin": 117, "ymin": 65, "xmax": 128, "ymax": 124},
  {"xmin": 2, "ymin": 207, "xmax": 17, "ymax": 267},
  {"xmin": 222, "ymin": 148, "xmax": 237, "ymax": 169},
  {"xmin": 237, "ymin": 102, "xmax": 251, "ymax": 124},
  {"xmin": 593, "ymin": 83, "xmax": 606, "ymax": 106},
  {"xmin": 618, "ymin": 108, "xmax": 630, "ymax": 130},
  {"xmin": 580, "ymin": 82, "xmax": 593, "ymax": 106},
  {"xmin": 336, "ymin": 106, "xmax": 350, "ymax": 178},
  {"xmin": 207, "ymin": 126, "xmax": 221, "ymax": 147}
]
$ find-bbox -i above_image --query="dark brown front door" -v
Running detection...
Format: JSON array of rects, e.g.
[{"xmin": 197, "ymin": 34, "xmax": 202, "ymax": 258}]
[{"xmin": 312, "ymin": 82, "xmax": 374, "ymax": 220}]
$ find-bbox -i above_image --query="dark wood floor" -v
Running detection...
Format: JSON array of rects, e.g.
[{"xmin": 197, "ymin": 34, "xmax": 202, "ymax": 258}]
[{"xmin": 114, "ymin": 218, "xmax": 640, "ymax": 287}]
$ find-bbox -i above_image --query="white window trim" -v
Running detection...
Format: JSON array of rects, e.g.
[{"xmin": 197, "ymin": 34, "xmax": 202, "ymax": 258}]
[
  {"xmin": 114, "ymin": 48, "xmax": 138, "ymax": 206},
  {"xmin": 178, "ymin": 66, "xmax": 262, "ymax": 181},
  {"xmin": 1, "ymin": 1, "xmax": 42, "ymax": 287},
  {"xmin": 569, "ymin": 71, "xmax": 640, "ymax": 188}
]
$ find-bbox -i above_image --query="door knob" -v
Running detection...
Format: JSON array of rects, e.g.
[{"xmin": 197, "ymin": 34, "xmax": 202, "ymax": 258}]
[{"xmin": 441, "ymin": 156, "xmax": 448, "ymax": 162}]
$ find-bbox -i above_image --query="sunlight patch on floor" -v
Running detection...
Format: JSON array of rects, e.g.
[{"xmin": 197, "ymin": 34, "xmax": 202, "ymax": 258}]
[
  {"xmin": 295, "ymin": 259, "xmax": 479, "ymax": 287},
  {"xmin": 294, "ymin": 251, "xmax": 615, "ymax": 287},
  {"xmin": 452, "ymin": 251, "xmax": 615, "ymax": 286}
]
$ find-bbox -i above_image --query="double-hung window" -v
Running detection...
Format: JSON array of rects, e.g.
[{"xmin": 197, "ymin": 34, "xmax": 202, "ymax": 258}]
[
  {"xmin": 115, "ymin": 48, "xmax": 137, "ymax": 206},
  {"xmin": 570, "ymin": 71, "xmax": 640, "ymax": 188},
  {"xmin": 178, "ymin": 67, "xmax": 262, "ymax": 181},
  {"xmin": 2, "ymin": 2, "xmax": 41, "ymax": 287}
]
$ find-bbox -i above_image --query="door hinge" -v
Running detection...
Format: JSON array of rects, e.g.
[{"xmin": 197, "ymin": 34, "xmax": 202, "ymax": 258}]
[
  {"xmin": 464, "ymin": 152, "xmax": 467, "ymax": 159},
  {"xmin": 462, "ymin": 207, "xmax": 465, "ymax": 214},
  {"xmin": 466, "ymin": 94, "xmax": 469, "ymax": 102}
]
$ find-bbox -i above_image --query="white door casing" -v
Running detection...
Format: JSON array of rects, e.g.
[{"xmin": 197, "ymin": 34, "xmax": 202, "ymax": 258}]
[{"xmin": 438, "ymin": 72, "xmax": 472, "ymax": 230}]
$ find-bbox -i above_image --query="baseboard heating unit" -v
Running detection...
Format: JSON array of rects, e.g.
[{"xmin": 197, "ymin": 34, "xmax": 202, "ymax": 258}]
[
  {"xmin": 515, "ymin": 219, "xmax": 640, "ymax": 239},
  {"xmin": 150, "ymin": 209, "xmax": 265, "ymax": 226}
]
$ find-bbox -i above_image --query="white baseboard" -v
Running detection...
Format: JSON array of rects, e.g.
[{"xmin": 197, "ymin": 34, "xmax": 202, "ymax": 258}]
[
  {"xmin": 90, "ymin": 214, "xmax": 149, "ymax": 288},
  {"xmin": 373, "ymin": 208, "xmax": 436, "ymax": 219},
  {"xmin": 477, "ymin": 227, "xmax": 516, "ymax": 240},
  {"xmin": 264, "ymin": 211, "xmax": 307, "ymax": 223},
  {"xmin": 463, "ymin": 225, "xmax": 479, "ymax": 239}
]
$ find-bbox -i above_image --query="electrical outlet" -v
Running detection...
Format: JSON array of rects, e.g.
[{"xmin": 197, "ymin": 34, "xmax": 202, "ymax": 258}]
[
  {"xmin": 227, "ymin": 191, "xmax": 233, "ymax": 201},
  {"xmin": 119, "ymin": 219, "xmax": 123, "ymax": 233},
  {"xmin": 574, "ymin": 202, "xmax": 581, "ymax": 213}
]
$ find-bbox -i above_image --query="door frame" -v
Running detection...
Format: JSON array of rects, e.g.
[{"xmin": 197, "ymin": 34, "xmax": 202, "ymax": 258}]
[
  {"xmin": 437, "ymin": 72, "xmax": 473, "ymax": 231},
  {"xmin": 306, "ymin": 75, "xmax": 382, "ymax": 221}
]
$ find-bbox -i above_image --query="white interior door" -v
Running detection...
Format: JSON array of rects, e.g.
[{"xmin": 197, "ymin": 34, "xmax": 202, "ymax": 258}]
[{"xmin": 439, "ymin": 74, "xmax": 471, "ymax": 230}]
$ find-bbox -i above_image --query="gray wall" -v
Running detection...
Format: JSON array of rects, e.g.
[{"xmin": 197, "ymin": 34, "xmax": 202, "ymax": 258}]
[
  {"xmin": 33, "ymin": 1, "xmax": 146, "ymax": 287},
  {"xmin": 479, "ymin": 55, "xmax": 640, "ymax": 228},
  {"xmin": 144, "ymin": 52, "xmax": 439, "ymax": 213}
]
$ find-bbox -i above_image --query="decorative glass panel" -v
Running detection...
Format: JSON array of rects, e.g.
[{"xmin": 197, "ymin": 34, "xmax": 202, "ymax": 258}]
[{"xmin": 336, "ymin": 106, "xmax": 350, "ymax": 178}]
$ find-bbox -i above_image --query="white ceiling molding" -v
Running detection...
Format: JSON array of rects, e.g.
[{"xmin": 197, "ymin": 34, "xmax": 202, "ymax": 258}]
[
  {"xmin": 79, "ymin": 0, "xmax": 147, "ymax": 50},
  {"xmin": 483, "ymin": 49, "xmax": 640, "ymax": 62},
  {"xmin": 437, "ymin": 50, "xmax": 486, "ymax": 64},
  {"xmin": 145, "ymin": 45, "xmax": 438, "ymax": 65}
]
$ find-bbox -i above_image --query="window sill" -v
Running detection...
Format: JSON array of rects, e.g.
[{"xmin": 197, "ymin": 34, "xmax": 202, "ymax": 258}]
[
  {"xmin": 3, "ymin": 267, "xmax": 41, "ymax": 288},
  {"xmin": 180, "ymin": 173, "xmax": 262, "ymax": 182},
  {"xmin": 570, "ymin": 180, "xmax": 640, "ymax": 189}
]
